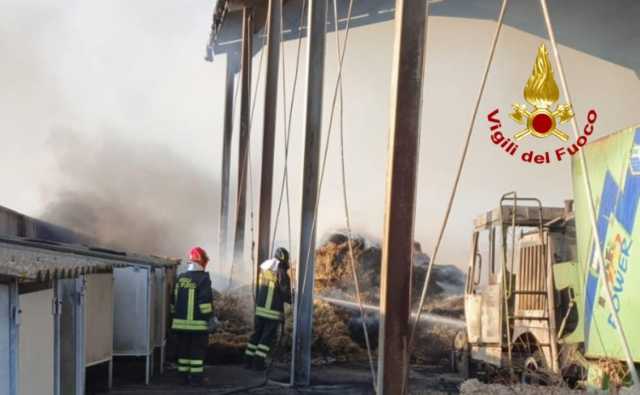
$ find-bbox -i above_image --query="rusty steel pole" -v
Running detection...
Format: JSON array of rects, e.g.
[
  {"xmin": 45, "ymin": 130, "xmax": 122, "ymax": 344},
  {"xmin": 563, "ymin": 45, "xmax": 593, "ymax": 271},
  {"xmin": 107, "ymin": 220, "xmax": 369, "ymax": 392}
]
[
  {"xmin": 233, "ymin": 7, "xmax": 253, "ymax": 264},
  {"xmin": 377, "ymin": 0, "xmax": 428, "ymax": 393},
  {"xmin": 219, "ymin": 56, "xmax": 237, "ymax": 263},
  {"xmin": 256, "ymin": 0, "xmax": 282, "ymax": 294},
  {"xmin": 291, "ymin": 0, "xmax": 327, "ymax": 386}
]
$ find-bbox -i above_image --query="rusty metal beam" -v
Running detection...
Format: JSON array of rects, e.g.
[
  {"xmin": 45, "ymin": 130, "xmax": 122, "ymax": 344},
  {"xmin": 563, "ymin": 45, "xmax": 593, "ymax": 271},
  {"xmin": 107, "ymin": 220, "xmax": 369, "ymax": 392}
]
[
  {"xmin": 377, "ymin": 0, "xmax": 428, "ymax": 393},
  {"xmin": 233, "ymin": 7, "xmax": 253, "ymax": 263},
  {"xmin": 256, "ymin": 0, "xmax": 282, "ymax": 292},
  {"xmin": 219, "ymin": 57, "xmax": 237, "ymax": 262},
  {"xmin": 291, "ymin": 0, "xmax": 326, "ymax": 386}
]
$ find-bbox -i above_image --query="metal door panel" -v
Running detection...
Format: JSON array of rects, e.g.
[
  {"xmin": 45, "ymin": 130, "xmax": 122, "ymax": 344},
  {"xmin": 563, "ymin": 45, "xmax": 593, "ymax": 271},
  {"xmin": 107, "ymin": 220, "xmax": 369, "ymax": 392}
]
[
  {"xmin": 84, "ymin": 273, "xmax": 113, "ymax": 366},
  {"xmin": 0, "ymin": 284, "xmax": 10, "ymax": 395},
  {"xmin": 465, "ymin": 294, "xmax": 482, "ymax": 343},
  {"xmin": 58, "ymin": 278, "xmax": 85, "ymax": 395},
  {"xmin": 19, "ymin": 288, "xmax": 54, "ymax": 395},
  {"xmin": 9, "ymin": 283, "xmax": 18, "ymax": 395},
  {"xmin": 113, "ymin": 267, "xmax": 150, "ymax": 355},
  {"xmin": 148, "ymin": 269, "xmax": 156, "ymax": 352},
  {"xmin": 480, "ymin": 283, "xmax": 502, "ymax": 344},
  {"xmin": 58, "ymin": 279, "xmax": 77, "ymax": 395},
  {"xmin": 53, "ymin": 282, "xmax": 60, "ymax": 395}
]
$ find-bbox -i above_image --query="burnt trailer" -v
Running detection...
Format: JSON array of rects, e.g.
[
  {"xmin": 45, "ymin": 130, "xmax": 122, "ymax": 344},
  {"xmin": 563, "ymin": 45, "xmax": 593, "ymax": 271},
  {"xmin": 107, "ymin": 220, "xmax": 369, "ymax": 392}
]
[{"xmin": 458, "ymin": 126, "xmax": 640, "ymax": 391}]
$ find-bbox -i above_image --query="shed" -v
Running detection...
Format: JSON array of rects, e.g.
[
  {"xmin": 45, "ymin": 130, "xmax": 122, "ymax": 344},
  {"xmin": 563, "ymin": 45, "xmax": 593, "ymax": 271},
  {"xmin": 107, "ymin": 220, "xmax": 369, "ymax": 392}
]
[{"xmin": 0, "ymin": 237, "xmax": 122, "ymax": 395}]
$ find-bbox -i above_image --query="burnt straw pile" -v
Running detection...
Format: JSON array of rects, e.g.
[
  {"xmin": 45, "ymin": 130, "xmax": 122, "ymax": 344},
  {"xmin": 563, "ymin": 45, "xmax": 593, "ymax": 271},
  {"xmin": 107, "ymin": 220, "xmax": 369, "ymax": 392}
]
[
  {"xmin": 313, "ymin": 232, "xmax": 465, "ymax": 365},
  {"xmin": 207, "ymin": 232, "xmax": 465, "ymax": 365}
]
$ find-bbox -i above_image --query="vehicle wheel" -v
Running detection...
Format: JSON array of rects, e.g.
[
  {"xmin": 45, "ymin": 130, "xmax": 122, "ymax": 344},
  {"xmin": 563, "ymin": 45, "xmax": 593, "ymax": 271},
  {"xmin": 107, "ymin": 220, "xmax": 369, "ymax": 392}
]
[
  {"xmin": 521, "ymin": 349, "xmax": 548, "ymax": 385},
  {"xmin": 562, "ymin": 363, "xmax": 586, "ymax": 389},
  {"xmin": 451, "ymin": 330, "xmax": 469, "ymax": 378}
]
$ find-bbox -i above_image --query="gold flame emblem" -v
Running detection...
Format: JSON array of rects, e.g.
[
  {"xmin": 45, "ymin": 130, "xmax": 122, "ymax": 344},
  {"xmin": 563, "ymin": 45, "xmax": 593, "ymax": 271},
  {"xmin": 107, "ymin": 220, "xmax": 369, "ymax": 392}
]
[{"xmin": 511, "ymin": 44, "xmax": 573, "ymax": 141}]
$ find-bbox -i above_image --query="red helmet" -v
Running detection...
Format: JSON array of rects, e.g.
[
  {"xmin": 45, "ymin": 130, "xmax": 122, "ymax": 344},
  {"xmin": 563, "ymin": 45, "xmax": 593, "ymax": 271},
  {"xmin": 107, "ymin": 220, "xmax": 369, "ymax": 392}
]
[{"xmin": 189, "ymin": 247, "xmax": 209, "ymax": 266}]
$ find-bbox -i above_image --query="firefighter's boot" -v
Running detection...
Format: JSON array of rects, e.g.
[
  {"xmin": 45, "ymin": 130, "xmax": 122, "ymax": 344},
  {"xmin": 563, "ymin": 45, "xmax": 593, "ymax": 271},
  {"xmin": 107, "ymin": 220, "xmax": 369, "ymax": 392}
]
[
  {"xmin": 244, "ymin": 343, "xmax": 257, "ymax": 369},
  {"xmin": 190, "ymin": 375, "xmax": 209, "ymax": 387}
]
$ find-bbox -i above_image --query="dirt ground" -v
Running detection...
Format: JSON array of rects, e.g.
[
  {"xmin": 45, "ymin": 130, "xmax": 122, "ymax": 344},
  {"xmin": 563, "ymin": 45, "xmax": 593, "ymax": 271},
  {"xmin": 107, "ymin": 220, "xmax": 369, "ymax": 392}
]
[
  {"xmin": 108, "ymin": 362, "xmax": 464, "ymax": 395},
  {"xmin": 459, "ymin": 379, "xmax": 584, "ymax": 394}
]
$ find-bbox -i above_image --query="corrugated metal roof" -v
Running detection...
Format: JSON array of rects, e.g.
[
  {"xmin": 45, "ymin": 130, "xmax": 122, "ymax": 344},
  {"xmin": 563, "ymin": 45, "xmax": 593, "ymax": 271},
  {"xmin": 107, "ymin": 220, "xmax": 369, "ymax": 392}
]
[{"xmin": 0, "ymin": 236, "xmax": 178, "ymax": 282}]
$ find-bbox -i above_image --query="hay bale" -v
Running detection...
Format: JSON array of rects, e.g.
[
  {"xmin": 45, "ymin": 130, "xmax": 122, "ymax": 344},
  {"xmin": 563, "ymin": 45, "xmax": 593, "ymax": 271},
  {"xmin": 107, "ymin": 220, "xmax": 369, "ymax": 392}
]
[
  {"xmin": 314, "ymin": 233, "xmax": 464, "ymax": 305},
  {"xmin": 207, "ymin": 293, "xmax": 253, "ymax": 363},
  {"xmin": 312, "ymin": 302, "xmax": 367, "ymax": 362},
  {"xmin": 312, "ymin": 233, "xmax": 467, "ymax": 364},
  {"xmin": 205, "ymin": 233, "xmax": 465, "ymax": 365}
]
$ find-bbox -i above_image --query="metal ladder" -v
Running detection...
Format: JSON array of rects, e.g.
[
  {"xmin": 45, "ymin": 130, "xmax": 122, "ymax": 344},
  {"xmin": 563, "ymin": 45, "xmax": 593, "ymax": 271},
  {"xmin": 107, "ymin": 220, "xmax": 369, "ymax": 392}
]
[{"xmin": 498, "ymin": 193, "xmax": 556, "ymax": 371}]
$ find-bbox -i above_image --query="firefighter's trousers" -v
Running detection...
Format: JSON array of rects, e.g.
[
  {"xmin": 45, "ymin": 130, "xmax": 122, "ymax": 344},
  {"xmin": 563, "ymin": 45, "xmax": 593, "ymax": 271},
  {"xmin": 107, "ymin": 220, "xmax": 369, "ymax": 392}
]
[
  {"xmin": 245, "ymin": 317, "xmax": 280, "ymax": 367},
  {"xmin": 176, "ymin": 331, "xmax": 208, "ymax": 378}
]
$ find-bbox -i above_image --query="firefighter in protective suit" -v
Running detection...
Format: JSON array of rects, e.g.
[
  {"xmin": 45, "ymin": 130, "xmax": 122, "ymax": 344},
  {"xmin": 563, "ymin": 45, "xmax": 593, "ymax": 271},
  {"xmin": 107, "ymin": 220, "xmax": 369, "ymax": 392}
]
[
  {"xmin": 244, "ymin": 247, "xmax": 292, "ymax": 371},
  {"xmin": 171, "ymin": 247, "xmax": 214, "ymax": 386}
]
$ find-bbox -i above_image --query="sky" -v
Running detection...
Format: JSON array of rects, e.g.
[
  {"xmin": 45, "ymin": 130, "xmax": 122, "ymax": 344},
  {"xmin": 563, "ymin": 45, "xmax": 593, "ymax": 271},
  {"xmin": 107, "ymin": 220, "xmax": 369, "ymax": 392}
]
[{"xmin": 1, "ymin": 0, "xmax": 639, "ymax": 286}]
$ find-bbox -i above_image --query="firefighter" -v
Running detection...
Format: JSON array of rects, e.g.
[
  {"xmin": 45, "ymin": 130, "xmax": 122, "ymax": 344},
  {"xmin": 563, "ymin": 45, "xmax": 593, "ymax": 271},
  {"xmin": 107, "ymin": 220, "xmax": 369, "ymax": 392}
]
[
  {"xmin": 244, "ymin": 247, "xmax": 292, "ymax": 371},
  {"xmin": 171, "ymin": 247, "xmax": 214, "ymax": 386}
]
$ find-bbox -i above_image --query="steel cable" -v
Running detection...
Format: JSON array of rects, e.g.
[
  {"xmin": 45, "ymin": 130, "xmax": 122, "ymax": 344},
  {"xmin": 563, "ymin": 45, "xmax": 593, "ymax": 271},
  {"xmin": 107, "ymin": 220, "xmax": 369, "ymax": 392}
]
[
  {"xmin": 331, "ymin": 0, "xmax": 377, "ymax": 389},
  {"xmin": 272, "ymin": 0, "xmax": 308, "ymax": 267},
  {"xmin": 408, "ymin": 0, "xmax": 509, "ymax": 351}
]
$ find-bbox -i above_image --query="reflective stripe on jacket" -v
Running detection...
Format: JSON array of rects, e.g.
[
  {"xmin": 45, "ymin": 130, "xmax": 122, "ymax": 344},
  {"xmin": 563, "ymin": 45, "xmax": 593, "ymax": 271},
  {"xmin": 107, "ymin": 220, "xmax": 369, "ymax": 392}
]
[
  {"xmin": 171, "ymin": 270, "xmax": 213, "ymax": 332},
  {"xmin": 255, "ymin": 262, "xmax": 291, "ymax": 321}
]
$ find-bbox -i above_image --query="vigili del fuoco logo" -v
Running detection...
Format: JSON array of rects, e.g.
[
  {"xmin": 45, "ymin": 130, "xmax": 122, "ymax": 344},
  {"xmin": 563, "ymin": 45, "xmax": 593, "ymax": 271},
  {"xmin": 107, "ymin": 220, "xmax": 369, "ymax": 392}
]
[{"xmin": 487, "ymin": 44, "xmax": 597, "ymax": 164}]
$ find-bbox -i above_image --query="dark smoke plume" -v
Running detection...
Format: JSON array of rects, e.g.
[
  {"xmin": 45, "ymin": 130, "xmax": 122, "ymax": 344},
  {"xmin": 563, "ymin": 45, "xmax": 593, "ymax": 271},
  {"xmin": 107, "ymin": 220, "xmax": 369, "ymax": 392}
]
[{"xmin": 41, "ymin": 129, "xmax": 219, "ymax": 258}]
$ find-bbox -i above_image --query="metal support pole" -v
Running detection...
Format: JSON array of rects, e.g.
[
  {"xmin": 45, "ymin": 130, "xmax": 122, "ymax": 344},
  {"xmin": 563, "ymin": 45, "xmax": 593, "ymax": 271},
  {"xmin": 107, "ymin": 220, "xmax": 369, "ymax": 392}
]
[
  {"xmin": 219, "ymin": 57, "xmax": 237, "ymax": 263},
  {"xmin": 256, "ymin": 0, "xmax": 282, "ymax": 292},
  {"xmin": 377, "ymin": 0, "xmax": 427, "ymax": 393},
  {"xmin": 108, "ymin": 358, "xmax": 113, "ymax": 390},
  {"xmin": 291, "ymin": 0, "xmax": 326, "ymax": 386},
  {"xmin": 233, "ymin": 8, "xmax": 254, "ymax": 263},
  {"xmin": 54, "ymin": 281, "xmax": 61, "ymax": 395},
  {"xmin": 160, "ymin": 343, "xmax": 165, "ymax": 374},
  {"xmin": 145, "ymin": 268, "xmax": 152, "ymax": 385},
  {"xmin": 76, "ymin": 277, "xmax": 86, "ymax": 394}
]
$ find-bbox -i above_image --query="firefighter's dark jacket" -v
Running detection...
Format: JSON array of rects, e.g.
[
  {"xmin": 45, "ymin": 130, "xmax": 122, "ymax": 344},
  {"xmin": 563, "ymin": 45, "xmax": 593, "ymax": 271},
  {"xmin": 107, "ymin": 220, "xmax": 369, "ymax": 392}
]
[
  {"xmin": 171, "ymin": 268, "xmax": 214, "ymax": 332},
  {"xmin": 255, "ymin": 261, "xmax": 291, "ymax": 321}
]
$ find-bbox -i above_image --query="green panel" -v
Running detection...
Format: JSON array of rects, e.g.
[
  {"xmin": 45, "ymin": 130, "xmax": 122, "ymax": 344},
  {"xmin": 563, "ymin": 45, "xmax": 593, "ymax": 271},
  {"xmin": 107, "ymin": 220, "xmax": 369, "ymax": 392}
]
[{"xmin": 571, "ymin": 125, "xmax": 640, "ymax": 362}]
